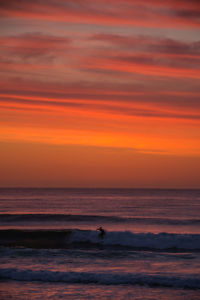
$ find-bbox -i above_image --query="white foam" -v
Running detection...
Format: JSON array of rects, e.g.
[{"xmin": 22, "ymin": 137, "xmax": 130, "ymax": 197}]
[
  {"xmin": 69, "ymin": 230, "xmax": 200, "ymax": 250},
  {"xmin": 0, "ymin": 268, "xmax": 199, "ymax": 289}
]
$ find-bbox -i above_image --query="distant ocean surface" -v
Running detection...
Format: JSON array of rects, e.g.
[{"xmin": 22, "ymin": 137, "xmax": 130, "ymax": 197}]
[{"xmin": 0, "ymin": 188, "xmax": 200, "ymax": 299}]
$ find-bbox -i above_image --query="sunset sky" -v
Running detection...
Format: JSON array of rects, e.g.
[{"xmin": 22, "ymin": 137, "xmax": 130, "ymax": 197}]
[{"xmin": 0, "ymin": 0, "xmax": 200, "ymax": 188}]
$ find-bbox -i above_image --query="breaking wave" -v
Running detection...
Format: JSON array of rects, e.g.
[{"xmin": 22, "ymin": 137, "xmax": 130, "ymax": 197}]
[
  {"xmin": 0, "ymin": 229, "xmax": 199, "ymax": 251},
  {"xmin": 0, "ymin": 268, "xmax": 199, "ymax": 289}
]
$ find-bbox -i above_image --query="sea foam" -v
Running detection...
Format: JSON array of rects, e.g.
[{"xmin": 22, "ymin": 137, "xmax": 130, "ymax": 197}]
[
  {"xmin": 0, "ymin": 268, "xmax": 199, "ymax": 289},
  {"xmin": 69, "ymin": 230, "xmax": 200, "ymax": 250}
]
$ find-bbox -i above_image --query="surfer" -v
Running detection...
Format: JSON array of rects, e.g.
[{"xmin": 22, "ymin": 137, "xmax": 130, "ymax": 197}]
[{"xmin": 97, "ymin": 226, "xmax": 106, "ymax": 238}]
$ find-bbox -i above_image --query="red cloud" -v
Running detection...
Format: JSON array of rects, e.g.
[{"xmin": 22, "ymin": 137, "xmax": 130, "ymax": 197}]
[
  {"xmin": 1, "ymin": 0, "xmax": 200, "ymax": 28},
  {"xmin": 0, "ymin": 33, "xmax": 71, "ymax": 62}
]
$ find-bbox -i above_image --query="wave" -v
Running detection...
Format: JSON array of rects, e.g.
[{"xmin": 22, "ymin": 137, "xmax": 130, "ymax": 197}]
[
  {"xmin": 0, "ymin": 213, "xmax": 122, "ymax": 223},
  {"xmin": 70, "ymin": 230, "xmax": 200, "ymax": 251},
  {"xmin": 0, "ymin": 268, "xmax": 199, "ymax": 289},
  {"xmin": 0, "ymin": 213, "xmax": 199, "ymax": 225},
  {"xmin": 0, "ymin": 229, "xmax": 200, "ymax": 251}
]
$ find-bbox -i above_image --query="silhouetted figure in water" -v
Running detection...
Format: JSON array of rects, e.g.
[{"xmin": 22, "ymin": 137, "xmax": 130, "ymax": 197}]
[{"xmin": 97, "ymin": 226, "xmax": 106, "ymax": 238}]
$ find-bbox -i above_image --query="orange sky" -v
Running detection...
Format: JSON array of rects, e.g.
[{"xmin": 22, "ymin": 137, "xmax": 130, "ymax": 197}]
[{"xmin": 0, "ymin": 0, "xmax": 200, "ymax": 188}]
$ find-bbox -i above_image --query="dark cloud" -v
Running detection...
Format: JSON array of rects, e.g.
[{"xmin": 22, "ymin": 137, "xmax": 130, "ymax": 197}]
[
  {"xmin": 0, "ymin": 0, "xmax": 200, "ymax": 28},
  {"xmin": 1, "ymin": 96, "xmax": 200, "ymax": 121},
  {"xmin": 0, "ymin": 97, "xmax": 85, "ymax": 108},
  {"xmin": 92, "ymin": 34, "xmax": 200, "ymax": 57},
  {"xmin": 0, "ymin": 0, "xmax": 41, "ymax": 12},
  {"xmin": 176, "ymin": 10, "xmax": 200, "ymax": 19},
  {"xmin": 1, "ymin": 75, "xmax": 200, "ymax": 114},
  {"xmin": 113, "ymin": 54, "xmax": 200, "ymax": 71}
]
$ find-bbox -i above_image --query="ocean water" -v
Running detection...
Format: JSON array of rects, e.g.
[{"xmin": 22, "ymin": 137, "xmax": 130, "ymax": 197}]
[{"xmin": 0, "ymin": 188, "xmax": 199, "ymax": 300}]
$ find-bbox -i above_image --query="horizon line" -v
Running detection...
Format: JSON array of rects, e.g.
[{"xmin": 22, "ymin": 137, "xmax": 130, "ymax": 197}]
[{"xmin": 0, "ymin": 187, "xmax": 199, "ymax": 190}]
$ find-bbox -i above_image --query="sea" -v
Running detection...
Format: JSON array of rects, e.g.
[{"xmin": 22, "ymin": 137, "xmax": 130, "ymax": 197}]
[{"xmin": 0, "ymin": 188, "xmax": 199, "ymax": 300}]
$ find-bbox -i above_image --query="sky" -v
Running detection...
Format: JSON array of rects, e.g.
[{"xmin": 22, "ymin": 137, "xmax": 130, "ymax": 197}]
[{"xmin": 0, "ymin": 0, "xmax": 200, "ymax": 188}]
